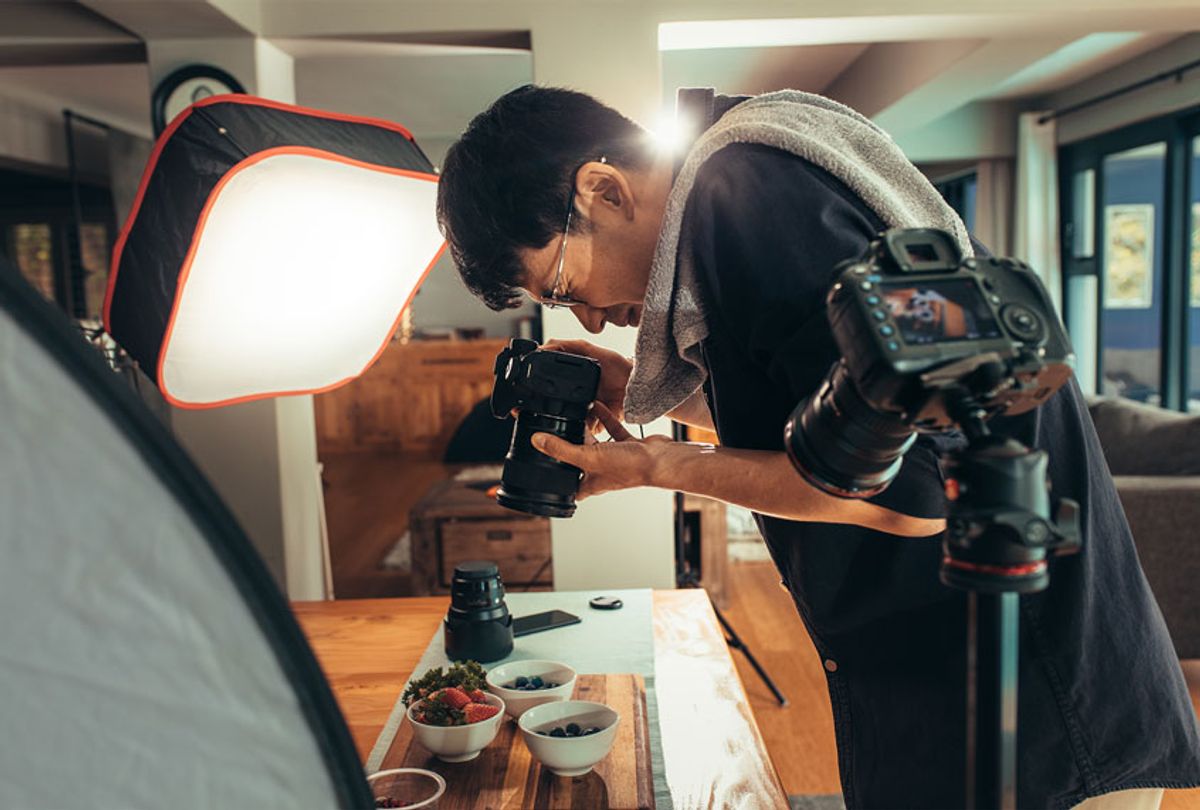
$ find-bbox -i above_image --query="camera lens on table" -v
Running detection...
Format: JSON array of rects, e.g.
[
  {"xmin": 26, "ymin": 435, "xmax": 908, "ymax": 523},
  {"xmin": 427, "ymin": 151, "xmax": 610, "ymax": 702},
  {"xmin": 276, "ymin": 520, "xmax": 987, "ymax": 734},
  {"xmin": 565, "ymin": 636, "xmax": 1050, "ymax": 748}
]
[{"xmin": 443, "ymin": 561, "xmax": 513, "ymax": 663}]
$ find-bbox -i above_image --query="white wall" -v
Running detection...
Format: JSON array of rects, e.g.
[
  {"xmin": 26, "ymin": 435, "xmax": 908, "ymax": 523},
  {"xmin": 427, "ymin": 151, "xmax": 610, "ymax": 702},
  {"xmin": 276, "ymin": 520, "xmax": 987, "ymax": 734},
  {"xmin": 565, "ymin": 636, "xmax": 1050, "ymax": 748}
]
[
  {"xmin": 532, "ymin": 9, "xmax": 678, "ymax": 592},
  {"xmin": 896, "ymin": 101, "xmax": 1020, "ymax": 164},
  {"xmin": 0, "ymin": 93, "xmax": 110, "ymax": 177}
]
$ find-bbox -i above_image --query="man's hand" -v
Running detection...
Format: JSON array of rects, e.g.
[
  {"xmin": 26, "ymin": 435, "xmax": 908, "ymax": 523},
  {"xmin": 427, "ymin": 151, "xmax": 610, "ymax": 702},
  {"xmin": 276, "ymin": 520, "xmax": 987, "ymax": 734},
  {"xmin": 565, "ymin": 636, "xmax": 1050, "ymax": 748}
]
[
  {"xmin": 532, "ymin": 402, "xmax": 672, "ymax": 499},
  {"xmin": 536, "ymin": 400, "xmax": 944, "ymax": 537},
  {"xmin": 543, "ymin": 339, "xmax": 632, "ymax": 422}
]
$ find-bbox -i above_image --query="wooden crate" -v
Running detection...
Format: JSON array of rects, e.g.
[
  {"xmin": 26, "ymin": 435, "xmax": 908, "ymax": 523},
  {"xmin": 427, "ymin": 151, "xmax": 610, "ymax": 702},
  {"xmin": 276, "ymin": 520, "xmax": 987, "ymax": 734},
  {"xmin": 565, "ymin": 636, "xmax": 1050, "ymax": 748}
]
[
  {"xmin": 411, "ymin": 477, "xmax": 552, "ymax": 595},
  {"xmin": 440, "ymin": 519, "xmax": 552, "ymax": 588}
]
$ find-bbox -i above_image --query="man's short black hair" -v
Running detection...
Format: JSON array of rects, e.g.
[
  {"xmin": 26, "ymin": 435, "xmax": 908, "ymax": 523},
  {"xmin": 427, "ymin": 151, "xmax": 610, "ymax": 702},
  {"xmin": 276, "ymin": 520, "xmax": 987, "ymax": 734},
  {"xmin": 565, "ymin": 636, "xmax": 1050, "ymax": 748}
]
[{"xmin": 436, "ymin": 85, "xmax": 651, "ymax": 310}]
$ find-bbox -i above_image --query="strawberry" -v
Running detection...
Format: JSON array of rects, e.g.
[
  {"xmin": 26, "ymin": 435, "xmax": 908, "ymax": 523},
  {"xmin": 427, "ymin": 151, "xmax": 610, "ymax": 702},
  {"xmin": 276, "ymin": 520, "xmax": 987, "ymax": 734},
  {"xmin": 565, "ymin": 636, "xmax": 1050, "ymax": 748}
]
[
  {"xmin": 463, "ymin": 702, "xmax": 500, "ymax": 724},
  {"xmin": 438, "ymin": 686, "xmax": 472, "ymax": 710},
  {"xmin": 468, "ymin": 688, "xmax": 487, "ymax": 703}
]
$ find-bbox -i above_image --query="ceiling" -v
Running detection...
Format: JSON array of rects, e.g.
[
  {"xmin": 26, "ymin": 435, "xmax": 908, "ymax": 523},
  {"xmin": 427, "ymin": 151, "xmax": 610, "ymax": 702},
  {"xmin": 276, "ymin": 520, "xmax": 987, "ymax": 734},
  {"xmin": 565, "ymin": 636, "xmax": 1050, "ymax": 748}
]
[{"xmin": 0, "ymin": 2, "xmax": 1196, "ymax": 156}]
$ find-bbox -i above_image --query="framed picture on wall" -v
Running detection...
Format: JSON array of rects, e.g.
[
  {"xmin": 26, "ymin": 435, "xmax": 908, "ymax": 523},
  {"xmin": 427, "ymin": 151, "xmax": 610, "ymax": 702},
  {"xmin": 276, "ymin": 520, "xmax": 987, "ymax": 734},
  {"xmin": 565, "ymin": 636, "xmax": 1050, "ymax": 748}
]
[
  {"xmin": 1191, "ymin": 202, "xmax": 1200, "ymax": 307},
  {"xmin": 1104, "ymin": 203, "xmax": 1155, "ymax": 309}
]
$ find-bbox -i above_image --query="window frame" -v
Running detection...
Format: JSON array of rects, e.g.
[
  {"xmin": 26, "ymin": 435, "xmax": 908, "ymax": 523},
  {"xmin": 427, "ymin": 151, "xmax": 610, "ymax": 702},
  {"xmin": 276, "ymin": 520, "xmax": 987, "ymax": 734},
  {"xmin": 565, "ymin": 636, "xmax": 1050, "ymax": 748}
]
[{"xmin": 1058, "ymin": 106, "xmax": 1200, "ymax": 411}]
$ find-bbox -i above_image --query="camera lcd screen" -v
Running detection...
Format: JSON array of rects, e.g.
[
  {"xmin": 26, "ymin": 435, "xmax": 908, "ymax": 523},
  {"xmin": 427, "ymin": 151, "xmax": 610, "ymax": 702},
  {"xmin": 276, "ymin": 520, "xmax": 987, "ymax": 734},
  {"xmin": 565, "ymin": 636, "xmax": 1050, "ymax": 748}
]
[{"xmin": 879, "ymin": 279, "xmax": 1003, "ymax": 345}]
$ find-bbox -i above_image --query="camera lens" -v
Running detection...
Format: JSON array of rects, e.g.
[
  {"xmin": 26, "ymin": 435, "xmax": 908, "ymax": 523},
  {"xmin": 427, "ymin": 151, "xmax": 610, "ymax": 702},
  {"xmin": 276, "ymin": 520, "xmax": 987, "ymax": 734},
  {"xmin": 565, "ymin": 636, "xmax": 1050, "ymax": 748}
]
[
  {"xmin": 785, "ymin": 361, "xmax": 916, "ymax": 498},
  {"xmin": 497, "ymin": 411, "xmax": 587, "ymax": 518},
  {"xmin": 443, "ymin": 561, "xmax": 513, "ymax": 663}
]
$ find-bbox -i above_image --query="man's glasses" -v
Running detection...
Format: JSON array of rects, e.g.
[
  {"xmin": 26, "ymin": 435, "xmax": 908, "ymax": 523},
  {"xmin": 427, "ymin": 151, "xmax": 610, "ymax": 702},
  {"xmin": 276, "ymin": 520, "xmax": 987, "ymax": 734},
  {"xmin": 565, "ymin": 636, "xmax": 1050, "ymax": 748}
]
[
  {"xmin": 541, "ymin": 204, "xmax": 582, "ymax": 308},
  {"xmin": 539, "ymin": 157, "xmax": 606, "ymax": 309}
]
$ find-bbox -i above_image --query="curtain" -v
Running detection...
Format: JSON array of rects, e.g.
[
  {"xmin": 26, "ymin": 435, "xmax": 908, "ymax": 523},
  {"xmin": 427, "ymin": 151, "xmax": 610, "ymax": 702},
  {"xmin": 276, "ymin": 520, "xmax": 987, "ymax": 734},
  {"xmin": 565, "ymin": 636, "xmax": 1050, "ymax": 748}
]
[
  {"xmin": 974, "ymin": 158, "xmax": 1013, "ymax": 255},
  {"xmin": 1014, "ymin": 112, "xmax": 1063, "ymax": 315}
]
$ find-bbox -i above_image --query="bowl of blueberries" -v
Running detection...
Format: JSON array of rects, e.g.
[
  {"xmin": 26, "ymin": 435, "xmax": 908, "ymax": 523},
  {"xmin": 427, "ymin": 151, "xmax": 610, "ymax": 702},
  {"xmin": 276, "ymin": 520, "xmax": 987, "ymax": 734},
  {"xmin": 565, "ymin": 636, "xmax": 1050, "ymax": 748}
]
[
  {"xmin": 485, "ymin": 659, "xmax": 576, "ymax": 720},
  {"xmin": 517, "ymin": 700, "xmax": 620, "ymax": 777}
]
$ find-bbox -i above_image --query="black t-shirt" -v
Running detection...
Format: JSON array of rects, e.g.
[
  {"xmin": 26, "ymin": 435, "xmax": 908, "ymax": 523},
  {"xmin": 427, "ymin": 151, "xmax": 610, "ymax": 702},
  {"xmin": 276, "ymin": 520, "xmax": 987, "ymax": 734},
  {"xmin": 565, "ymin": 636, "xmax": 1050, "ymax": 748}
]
[{"xmin": 687, "ymin": 142, "xmax": 1200, "ymax": 808}]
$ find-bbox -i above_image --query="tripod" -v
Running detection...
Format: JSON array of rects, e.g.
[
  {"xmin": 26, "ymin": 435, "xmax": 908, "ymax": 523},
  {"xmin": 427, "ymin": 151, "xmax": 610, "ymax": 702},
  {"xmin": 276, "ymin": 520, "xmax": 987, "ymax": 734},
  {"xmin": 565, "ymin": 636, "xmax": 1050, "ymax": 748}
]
[
  {"xmin": 671, "ymin": 446, "xmax": 788, "ymax": 707},
  {"xmin": 938, "ymin": 394, "xmax": 1079, "ymax": 809}
]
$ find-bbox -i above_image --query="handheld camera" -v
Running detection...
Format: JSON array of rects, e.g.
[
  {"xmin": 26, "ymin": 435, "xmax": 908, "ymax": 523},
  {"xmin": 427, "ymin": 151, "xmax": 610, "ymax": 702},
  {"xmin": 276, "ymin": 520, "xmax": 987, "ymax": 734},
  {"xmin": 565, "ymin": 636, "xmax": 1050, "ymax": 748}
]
[{"xmin": 490, "ymin": 338, "xmax": 600, "ymax": 518}]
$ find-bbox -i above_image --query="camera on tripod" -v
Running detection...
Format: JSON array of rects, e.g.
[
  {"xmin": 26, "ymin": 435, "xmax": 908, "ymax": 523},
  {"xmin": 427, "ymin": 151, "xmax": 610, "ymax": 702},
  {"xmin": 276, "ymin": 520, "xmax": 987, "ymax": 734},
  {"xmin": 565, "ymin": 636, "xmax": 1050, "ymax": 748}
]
[
  {"xmin": 786, "ymin": 227, "xmax": 1075, "ymax": 499},
  {"xmin": 787, "ymin": 227, "xmax": 1083, "ymax": 806},
  {"xmin": 490, "ymin": 338, "xmax": 601, "ymax": 518},
  {"xmin": 786, "ymin": 227, "xmax": 1081, "ymax": 592}
]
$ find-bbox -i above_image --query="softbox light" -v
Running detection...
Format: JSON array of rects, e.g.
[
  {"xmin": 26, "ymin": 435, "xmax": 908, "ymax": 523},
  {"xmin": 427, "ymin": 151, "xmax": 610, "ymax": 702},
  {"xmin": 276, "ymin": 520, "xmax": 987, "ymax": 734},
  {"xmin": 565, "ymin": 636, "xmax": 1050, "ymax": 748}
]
[
  {"xmin": 0, "ymin": 256, "xmax": 371, "ymax": 807},
  {"xmin": 103, "ymin": 95, "xmax": 445, "ymax": 408}
]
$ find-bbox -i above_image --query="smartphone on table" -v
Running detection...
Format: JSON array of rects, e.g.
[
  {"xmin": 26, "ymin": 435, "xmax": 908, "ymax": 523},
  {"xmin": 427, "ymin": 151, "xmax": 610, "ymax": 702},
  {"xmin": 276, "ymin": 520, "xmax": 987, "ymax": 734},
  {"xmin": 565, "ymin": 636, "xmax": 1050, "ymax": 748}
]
[{"xmin": 512, "ymin": 609, "xmax": 581, "ymax": 638}]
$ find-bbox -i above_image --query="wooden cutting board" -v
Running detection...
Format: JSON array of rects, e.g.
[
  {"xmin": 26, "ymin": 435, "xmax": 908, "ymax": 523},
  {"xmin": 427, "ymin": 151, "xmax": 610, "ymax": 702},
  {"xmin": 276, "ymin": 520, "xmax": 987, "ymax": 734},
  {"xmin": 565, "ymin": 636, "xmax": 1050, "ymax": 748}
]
[{"xmin": 378, "ymin": 674, "xmax": 655, "ymax": 809}]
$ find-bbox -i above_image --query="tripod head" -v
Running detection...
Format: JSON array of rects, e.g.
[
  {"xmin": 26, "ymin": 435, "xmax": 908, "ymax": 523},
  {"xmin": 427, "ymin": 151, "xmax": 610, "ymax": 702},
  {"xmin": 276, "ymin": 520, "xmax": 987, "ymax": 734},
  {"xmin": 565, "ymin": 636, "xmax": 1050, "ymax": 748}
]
[{"xmin": 939, "ymin": 387, "xmax": 1081, "ymax": 595}]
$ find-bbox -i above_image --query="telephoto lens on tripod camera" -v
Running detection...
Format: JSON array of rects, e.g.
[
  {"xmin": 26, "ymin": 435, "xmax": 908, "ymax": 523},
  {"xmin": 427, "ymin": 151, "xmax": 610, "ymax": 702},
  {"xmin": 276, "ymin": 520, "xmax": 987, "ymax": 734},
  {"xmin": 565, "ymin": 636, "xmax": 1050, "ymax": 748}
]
[
  {"xmin": 490, "ymin": 338, "xmax": 601, "ymax": 518},
  {"xmin": 443, "ymin": 561, "xmax": 513, "ymax": 663},
  {"xmin": 785, "ymin": 361, "xmax": 916, "ymax": 498}
]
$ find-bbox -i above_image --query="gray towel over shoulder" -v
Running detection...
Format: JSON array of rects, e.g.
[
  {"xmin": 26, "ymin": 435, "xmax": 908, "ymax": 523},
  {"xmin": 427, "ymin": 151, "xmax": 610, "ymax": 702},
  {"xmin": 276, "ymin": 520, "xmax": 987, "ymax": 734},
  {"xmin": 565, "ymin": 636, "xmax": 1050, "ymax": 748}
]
[{"xmin": 623, "ymin": 90, "xmax": 972, "ymax": 425}]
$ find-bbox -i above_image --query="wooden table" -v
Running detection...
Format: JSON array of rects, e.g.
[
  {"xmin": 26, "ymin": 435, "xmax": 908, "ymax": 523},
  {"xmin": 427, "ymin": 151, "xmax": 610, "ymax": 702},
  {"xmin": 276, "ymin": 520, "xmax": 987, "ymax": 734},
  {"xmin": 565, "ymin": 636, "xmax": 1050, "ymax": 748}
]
[{"xmin": 294, "ymin": 590, "xmax": 789, "ymax": 809}]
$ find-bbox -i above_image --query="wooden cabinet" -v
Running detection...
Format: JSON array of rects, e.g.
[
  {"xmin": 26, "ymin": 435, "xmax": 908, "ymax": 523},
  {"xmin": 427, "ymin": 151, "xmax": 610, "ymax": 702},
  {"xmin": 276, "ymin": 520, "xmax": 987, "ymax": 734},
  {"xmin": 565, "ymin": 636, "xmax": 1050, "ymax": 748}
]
[
  {"xmin": 314, "ymin": 338, "xmax": 508, "ymax": 459},
  {"xmin": 410, "ymin": 477, "xmax": 552, "ymax": 594}
]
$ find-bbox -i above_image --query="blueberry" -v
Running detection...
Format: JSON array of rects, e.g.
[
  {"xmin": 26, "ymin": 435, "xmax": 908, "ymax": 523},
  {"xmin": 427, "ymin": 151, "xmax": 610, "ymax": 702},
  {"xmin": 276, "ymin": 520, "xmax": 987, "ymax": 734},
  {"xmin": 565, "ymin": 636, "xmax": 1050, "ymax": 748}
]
[
  {"xmin": 566, "ymin": 722, "xmax": 581, "ymax": 736},
  {"xmin": 545, "ymin": 682, "xmax": 557, "ymax": 689},
  {"xmin": 529, "ymin": 676, "xmax": 544, "ymax": 688},
  {"xmin": 585, "ymin": 727, "xmax": 601, "ymax": 735},
  {"xmin": 514, "ymin": 676, "xmax": 529, "ymax": 688},
  {"xmin": 549, "ymin": 727, "xmax": 566, "ymax": 738}
]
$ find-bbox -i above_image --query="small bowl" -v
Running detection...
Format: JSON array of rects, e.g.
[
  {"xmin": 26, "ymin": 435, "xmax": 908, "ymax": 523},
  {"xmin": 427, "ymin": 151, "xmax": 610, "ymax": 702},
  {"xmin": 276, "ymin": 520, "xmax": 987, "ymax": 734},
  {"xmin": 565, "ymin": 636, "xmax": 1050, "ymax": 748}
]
[
  {"xmin": 406, "ymin": 692, "xmax": 505, "ymax": 763},
  {"xmin": 485, "ymin": 659, "xmax": 577, "ymax": 720},
  {"xmin": 517, "ymin": 700, "xmax": 620, "ymax": 777},
  {"xmin": 367, "ymin": 767, "xmax": 446, "ymax": 808}
]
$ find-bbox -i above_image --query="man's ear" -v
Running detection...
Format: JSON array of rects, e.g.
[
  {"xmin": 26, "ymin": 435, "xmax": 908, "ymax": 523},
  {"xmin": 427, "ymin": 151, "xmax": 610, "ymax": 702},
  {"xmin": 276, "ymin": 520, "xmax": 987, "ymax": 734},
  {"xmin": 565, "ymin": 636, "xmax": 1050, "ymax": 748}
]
[{"xmin": 575, "ymin": 162, "xmax": 634, "ymax": 222}]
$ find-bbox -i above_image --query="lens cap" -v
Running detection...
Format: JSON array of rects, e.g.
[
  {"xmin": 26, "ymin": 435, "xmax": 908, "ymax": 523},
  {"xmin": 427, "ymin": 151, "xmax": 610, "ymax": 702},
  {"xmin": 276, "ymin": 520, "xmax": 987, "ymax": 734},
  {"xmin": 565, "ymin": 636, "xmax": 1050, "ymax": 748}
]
[
  {"xmin": 589, "ymin": 596, "xmax": 623, "ymax": 610},
  {"xmin": 455, "ymin": 560, "xmax": 500, "ymax": 580}
]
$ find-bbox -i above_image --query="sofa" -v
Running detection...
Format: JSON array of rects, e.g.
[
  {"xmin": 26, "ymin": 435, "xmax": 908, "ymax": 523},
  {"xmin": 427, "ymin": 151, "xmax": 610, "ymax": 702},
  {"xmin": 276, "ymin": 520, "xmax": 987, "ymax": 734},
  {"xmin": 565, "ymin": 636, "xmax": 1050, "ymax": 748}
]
[{"xmin": 1087, "ymin": 396, "xmax": 1200, "ymax": 659}]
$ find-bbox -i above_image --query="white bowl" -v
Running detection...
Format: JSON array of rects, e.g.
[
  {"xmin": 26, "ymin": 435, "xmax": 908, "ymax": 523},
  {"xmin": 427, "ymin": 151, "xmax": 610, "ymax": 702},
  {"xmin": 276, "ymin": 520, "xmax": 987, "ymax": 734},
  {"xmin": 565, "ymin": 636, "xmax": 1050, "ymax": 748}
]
[
  {"xmin": 485, "ymin": 659, "xmax": 577, "ymax": 720},
  {"xmin": 366, "ymin": 768, "xmax": 446, "ymax": 808},
  {"xmin": 406, "ymin": 692, "xmax": 505, "ymax": 763},
  {"xmin": 517, "ymin": 700, "xmax": 620, "ymax": 777}
]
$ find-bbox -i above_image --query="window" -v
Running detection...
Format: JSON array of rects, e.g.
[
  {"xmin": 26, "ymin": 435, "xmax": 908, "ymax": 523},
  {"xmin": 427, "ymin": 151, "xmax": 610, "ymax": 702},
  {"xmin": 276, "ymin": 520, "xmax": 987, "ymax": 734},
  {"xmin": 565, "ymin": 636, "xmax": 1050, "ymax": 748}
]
[
  {"xmin": 935, "ymin": 173, "xmax": 977, "ymax": 233},
  {"xmin": 1060, "ymin": 109, "xmax": 1200, "ymax": 412},
  {"xmin": 1191, "ymin": 136, "xmax": 1200, "ymax": 412},
  {"xmin": 8, "ymin": 223, "xmax": 57, "ymax": 303},
  {"xmin": 0, "ymin": 168, "xmax": 116, "ymax": 320}
]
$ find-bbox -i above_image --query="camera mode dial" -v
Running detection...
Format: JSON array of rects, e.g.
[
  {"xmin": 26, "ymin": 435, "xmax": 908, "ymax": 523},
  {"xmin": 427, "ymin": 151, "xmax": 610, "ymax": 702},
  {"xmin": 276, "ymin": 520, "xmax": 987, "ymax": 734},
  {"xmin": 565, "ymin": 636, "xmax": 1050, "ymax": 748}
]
[{"xmin": 1001, "ymin": 304, "xmax": 1045, "ymax": 343}]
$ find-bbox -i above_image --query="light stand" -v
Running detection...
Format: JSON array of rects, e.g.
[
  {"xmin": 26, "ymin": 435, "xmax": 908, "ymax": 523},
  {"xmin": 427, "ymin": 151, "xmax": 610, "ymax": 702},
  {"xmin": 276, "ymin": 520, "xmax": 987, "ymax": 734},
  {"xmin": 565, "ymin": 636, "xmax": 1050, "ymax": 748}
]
[
  {"xmin": 938, "ymin": 392, "xmax": 1079, "ymax": 809},
  {"xmin": 672, "ymin": 424, "xmax": 788, "ymax": 707}
]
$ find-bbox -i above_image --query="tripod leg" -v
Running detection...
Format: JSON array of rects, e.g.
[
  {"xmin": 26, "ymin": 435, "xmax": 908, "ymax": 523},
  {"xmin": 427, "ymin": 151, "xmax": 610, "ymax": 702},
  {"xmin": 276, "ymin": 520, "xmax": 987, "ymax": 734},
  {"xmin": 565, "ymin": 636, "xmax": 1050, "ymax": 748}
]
[
  {"xmin": 967, "ymin": 592, "xmax": 1019, "ymax": 810},
  {"xmin": 711, "ymin": 597, "xmax": 789, "ymax": 707}
]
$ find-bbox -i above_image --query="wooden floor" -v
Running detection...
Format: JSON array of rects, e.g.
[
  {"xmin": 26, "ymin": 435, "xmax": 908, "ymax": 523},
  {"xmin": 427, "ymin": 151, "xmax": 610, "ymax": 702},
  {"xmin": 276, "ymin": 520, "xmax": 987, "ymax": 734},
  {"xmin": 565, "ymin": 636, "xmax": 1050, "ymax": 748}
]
[{"xmin": 321, "ymin": 453, "xmax": 1200, "ymax": 806}]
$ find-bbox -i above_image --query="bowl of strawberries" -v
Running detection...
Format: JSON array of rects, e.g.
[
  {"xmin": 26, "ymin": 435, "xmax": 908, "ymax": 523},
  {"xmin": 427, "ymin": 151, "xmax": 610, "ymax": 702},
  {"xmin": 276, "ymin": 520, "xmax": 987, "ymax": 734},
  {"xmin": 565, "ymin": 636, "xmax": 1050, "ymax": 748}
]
[{"xmin": 402, "ymin": 662, "xmax": 506, "ymax": 763}]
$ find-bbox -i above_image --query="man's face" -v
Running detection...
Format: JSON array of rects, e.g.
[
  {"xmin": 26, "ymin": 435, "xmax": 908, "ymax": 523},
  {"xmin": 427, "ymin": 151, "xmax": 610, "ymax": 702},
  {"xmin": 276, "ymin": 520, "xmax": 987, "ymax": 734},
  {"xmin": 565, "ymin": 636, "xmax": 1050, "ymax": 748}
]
[{"xmin": 516, "ymin": 160, "xmax": 668, "ymax": 334}]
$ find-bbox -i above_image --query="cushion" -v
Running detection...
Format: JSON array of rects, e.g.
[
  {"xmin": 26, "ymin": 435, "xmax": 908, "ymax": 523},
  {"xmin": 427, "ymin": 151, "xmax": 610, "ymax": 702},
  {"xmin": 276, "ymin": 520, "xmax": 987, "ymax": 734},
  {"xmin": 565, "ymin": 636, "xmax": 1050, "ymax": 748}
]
[{"xmin": 1086, "ymin": 396, "xmax": 1200, "ymax": 475}]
